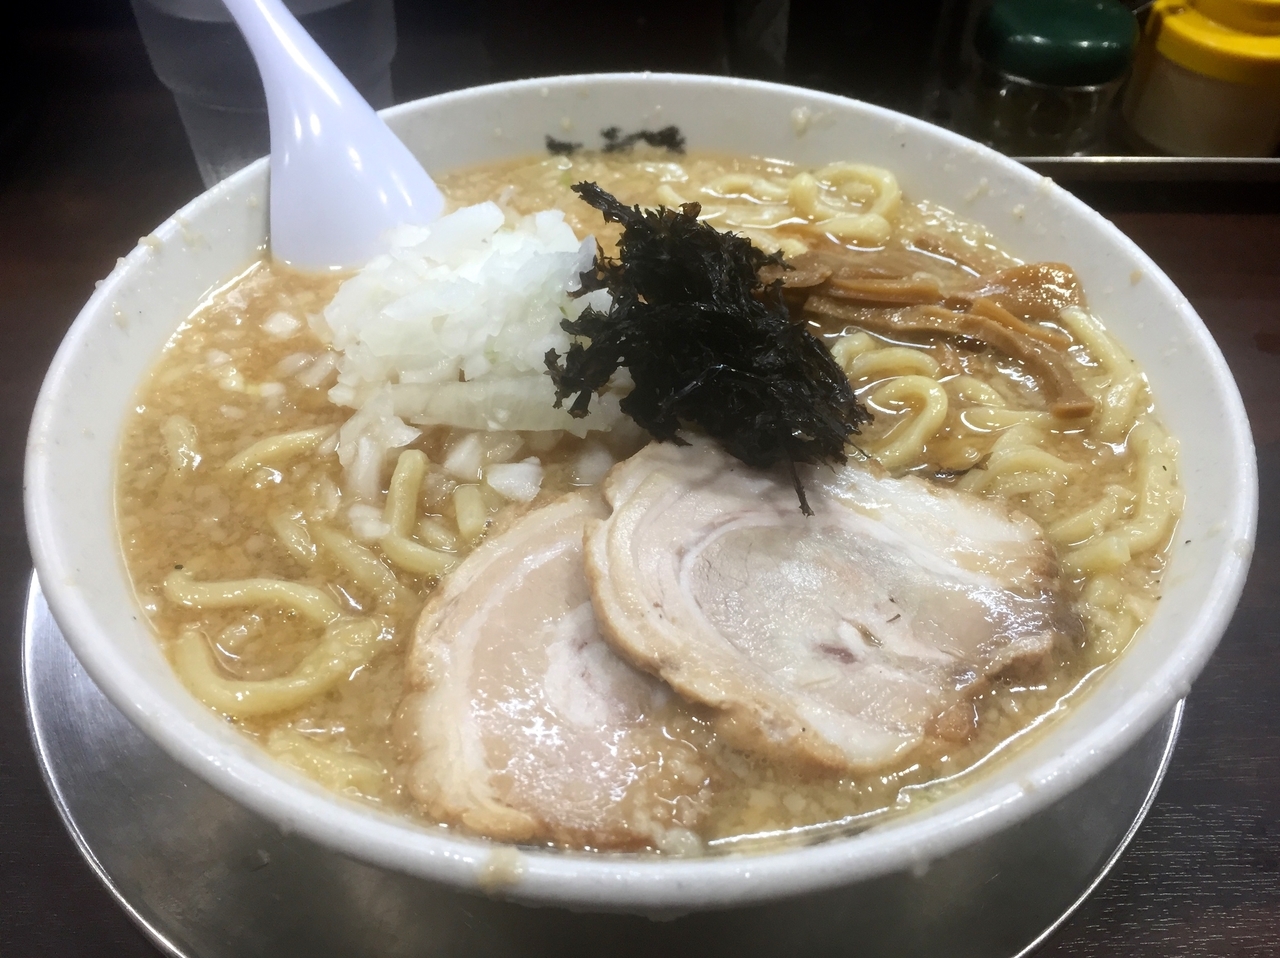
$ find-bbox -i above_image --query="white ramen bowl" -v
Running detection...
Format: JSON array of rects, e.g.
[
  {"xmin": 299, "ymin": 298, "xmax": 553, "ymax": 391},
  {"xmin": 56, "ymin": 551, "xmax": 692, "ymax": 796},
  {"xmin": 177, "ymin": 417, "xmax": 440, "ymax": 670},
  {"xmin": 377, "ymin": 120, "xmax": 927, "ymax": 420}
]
[{"xmin": 25, "ymin": 74, "xmax": 1256, "ymax": 913}]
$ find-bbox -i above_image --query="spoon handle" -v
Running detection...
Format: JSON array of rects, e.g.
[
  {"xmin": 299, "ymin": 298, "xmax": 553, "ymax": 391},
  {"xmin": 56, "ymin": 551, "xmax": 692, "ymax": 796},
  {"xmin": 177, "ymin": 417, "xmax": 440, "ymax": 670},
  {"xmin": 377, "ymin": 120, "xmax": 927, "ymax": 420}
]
[{"xmin": 221, "ymin": 0, "xmax": 444, "ymax": 270}]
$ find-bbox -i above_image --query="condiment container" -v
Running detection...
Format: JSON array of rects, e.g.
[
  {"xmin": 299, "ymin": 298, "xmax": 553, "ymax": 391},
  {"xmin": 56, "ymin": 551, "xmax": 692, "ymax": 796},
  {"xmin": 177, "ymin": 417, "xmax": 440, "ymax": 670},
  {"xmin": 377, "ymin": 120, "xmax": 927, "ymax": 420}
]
[
  {"xmin": 1122, "ymin": 0, "xmax": 1280, "ymax": 156},
  {"xmin": 962, "ymin": 0, "xmax": 1139, "ymax": 155}
]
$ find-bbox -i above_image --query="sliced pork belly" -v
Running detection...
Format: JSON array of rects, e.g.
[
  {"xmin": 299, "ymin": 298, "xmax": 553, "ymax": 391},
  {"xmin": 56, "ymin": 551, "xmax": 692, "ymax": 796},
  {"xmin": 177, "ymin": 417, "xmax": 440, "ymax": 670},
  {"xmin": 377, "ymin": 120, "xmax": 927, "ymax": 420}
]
[
  {"xmin": 585, "ymin": 439, "xmax": 1076, "ymax": 773},
  {"xmin": 404, "ymin": 491, "xmax": 709, "ymax": 850}
]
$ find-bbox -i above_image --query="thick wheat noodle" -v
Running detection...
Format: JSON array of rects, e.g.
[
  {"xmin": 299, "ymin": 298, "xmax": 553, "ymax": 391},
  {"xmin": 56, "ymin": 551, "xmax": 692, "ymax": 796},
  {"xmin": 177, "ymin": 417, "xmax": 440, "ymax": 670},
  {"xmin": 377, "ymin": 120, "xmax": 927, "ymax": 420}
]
[
  {"xmin": 1086, "ymin": 570, "xmax": 1139, "ymax": 621},
  {"xmin": 737, "ymin": 228, "xmax": 810, "ymax": 260},
  {"xmin": 1085, "ymin": 574, "xmax": 1127, "ymax": 610},
  {"xmin": 172, "ymin": 618, "xmax": 379, "ymax": 718},
  {"xmin": 788, "ymin": 172, "xmax": 823, "ymax": 218},
  {"xmin": 381, "ymin": 535, "xmax": 459, "ymax": 576},
  {"xmin": 163, "ymin": 569, "xmax": 340, "ymax": 623},
  {"xmin": 830, "ymin": 331, "xmax": 880, "ymax": 371},
  {"xmin": 698, "ymin": 174, "xmax": 795, "ymax": 229},
  {"xmin": 704, "ymin": 173, "xmax": 791, "ymax": 202},
  {"xmin": 655, "ymin": 184, "xmax": 687, "ymax": 207},
  {"xmin": 1089, "ymin": 608, "xmax": 1139, "ymax": 658},
  {"xmin": 416, "ymin": 517, "xmax": 458, "ymax": 551},
  {"xmin": 267, "ymin": 727, "xmax": 388, "ymax": 794},
  {"xmin": 270, "ymin": 512, "xmax": 317, "ymax": 565},
  {"xmin": 453, "ymin": 484, "xmax": 488, "ymax": 544},
  {"xmin": 693, "ymin": 204, "xmax": 731, "ymax": 225},
  {"xmin": 959, "ymin": 446, "xmax": 1077, "ymax": 494},
  {"xmin": 1112, "ymin": 425, "xmax": 1180, "ymax": 554},
  {"xmin": 383, "ymin": 450, "xmax": 428, "ymax": 537},
  {"xmin": 990, "ymin": 422, "xmax": 1047, "ymax": 454},
  {"xmin": 1059, "ymin": 306, "xmax": 1129, "ymax": 373},
  {"xmin": 1062, "ymin": 535, "xmax": 1132, "ymax": 577},
  {"xmin": 992, "ymin": 445, "xmax": 1077, "ymax": 476},
  {"xmin": 312, "ymin": 526, "xmax": 409, "ymax": 606},
  {"xmin": 944, "ymin": 374, "xmax": 1006, "ymax": 407},
  {"xmin": 1047, "ymin": 485, "xmax": 1136, "ymax": 547},
  {"xmin": 1056, "ymin": 306, "xmax": 1149, "ymax": 444},
  {"xmin": 788, "ymin": 170, "xmax": 893, "ymax": 245},
  {"xmin": 814, "ymin": 163, "xmax": 902, "ymax": 218},
  {"xmin": 949, "ymin": 420, "xmax": 1072, "ymax": 526},
  {"xmin": 1122, "ymin": 590, "xmax": 1156, "ymax": 624},
  {"xmin": 804, "ymin": 294, "xmax": 1095, "ymax": 418},
  {"xmin": 924, "ymin": 437, "xmax": 984, "ymax": 471},
  {"xmin": 376, "ymin": 450, "xmax": 460, "ymax": 576},
  {"xmin": 987, "ymin": 472, "xmax": 1065, "ymax": 497},
  {"xmin": 225, "ymin": 425, "xmax": 336, "ymax": 472},
  {"xmin": 847, "ymin": 347, "xmax": 940, "ymax": 382},
  {"xmin": 868, "ymin": 376, "xmax": 949, "ymax": 470},
  {"xmin": 719, "ymin": 203, "xmax": 795, "ymax": 229},
  {"xmin": 961, "ymin": 406, "xmax": 1052, "ymax": 431},
  {"xmin": 818, "ymin": 212, "xmax": 892, "ymax": 245},
  {"xmin": 1096, "ymin": 375, "xmax": 1145, "ymax": 444}
]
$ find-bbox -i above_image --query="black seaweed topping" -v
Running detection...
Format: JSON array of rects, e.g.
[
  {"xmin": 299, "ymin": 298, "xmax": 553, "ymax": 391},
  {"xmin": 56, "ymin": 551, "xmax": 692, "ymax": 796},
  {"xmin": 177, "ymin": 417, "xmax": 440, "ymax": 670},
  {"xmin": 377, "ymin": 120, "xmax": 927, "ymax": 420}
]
[
  {"xmin": 545, "ymin": 182, "xmax": 870, "ymax": 514},
  {"xmin": 545, "ymin": 135, "xmax": 582, "ymax": 156},
  {"xmin": 600, "ymin": 125, "xmax": 686, "ymax": 154}
]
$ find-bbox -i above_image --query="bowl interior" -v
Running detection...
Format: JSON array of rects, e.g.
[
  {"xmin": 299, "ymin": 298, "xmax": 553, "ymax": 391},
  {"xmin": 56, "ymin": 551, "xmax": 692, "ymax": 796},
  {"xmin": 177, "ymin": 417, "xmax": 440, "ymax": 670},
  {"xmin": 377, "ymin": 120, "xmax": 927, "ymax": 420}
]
[{"xmin": 24, "ymin": 74, "xmax": 1256, "ymax": 911}]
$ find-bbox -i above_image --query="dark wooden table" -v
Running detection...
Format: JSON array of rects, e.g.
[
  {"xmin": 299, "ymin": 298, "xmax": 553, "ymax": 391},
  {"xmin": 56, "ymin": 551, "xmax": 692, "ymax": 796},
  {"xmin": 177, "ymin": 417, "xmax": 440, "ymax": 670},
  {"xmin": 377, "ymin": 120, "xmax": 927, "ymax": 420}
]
[{"xmin": 2, "ymin": 25, "xmax": 1277, "ymax": 958}]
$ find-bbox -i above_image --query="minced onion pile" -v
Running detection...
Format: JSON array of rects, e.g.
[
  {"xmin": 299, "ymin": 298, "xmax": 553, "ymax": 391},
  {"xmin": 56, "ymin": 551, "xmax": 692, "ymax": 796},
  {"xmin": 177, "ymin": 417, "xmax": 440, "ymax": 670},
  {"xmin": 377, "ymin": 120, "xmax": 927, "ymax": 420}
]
[{"xmin": 313, "ymin": 202, "xmax": 625, "ymax": 505}]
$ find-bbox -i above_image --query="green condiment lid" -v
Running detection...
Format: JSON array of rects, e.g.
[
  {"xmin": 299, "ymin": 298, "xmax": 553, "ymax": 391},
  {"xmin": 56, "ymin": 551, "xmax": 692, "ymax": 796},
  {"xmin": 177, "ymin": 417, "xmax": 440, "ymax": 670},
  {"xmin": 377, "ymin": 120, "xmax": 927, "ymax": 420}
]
[{"xmin": 975, "ymin": 0, "xmax": 1140, "ymax": 86}]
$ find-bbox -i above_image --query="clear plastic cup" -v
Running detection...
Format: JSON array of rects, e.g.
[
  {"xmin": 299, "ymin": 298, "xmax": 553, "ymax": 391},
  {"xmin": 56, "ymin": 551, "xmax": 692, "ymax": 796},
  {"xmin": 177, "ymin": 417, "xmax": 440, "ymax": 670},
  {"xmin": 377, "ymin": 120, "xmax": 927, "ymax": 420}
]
[{"xmin": 131, "ymin": 0, "xmax": 396, "ymax": 186}]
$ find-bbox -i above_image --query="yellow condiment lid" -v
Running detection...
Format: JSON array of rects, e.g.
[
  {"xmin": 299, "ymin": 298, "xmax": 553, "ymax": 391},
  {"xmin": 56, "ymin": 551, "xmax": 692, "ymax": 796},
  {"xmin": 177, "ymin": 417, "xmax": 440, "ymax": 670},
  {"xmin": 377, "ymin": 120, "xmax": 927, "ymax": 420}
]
[
  {"xmin": 1197, "ymin": 0, "xmax": 1280, "ymax": 34},
  {"xmin": 1149, "ymin": 0, "xmax": 1280, "ymax": 86}
]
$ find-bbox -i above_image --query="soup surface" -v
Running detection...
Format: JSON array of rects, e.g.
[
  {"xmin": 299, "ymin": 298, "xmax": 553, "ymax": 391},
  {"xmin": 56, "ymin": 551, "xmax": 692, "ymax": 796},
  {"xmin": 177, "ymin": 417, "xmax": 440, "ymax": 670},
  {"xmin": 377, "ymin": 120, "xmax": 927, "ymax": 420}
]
[{"xmin": 117, "ymin": 149, "xmax": 1181, "ymax": 854}]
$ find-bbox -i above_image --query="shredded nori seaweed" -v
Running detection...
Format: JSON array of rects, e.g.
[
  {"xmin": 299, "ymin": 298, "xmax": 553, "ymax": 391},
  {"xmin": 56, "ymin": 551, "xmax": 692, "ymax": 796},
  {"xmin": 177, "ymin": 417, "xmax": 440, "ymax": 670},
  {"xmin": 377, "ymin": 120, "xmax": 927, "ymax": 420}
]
[
  {"xmin": 600, "ymin": 125, "xmax": 686, "ymax": 154},
  {"xmin": 545, "ymin": 182, "xmax": 870, "ymax": 514},
  {"xmin": 545, "ymin": 126, "xmax": 686, "ymax": 157},
  {"xmin": 545, "ymin": 135, "xmax": 583, "ymax": 156}
]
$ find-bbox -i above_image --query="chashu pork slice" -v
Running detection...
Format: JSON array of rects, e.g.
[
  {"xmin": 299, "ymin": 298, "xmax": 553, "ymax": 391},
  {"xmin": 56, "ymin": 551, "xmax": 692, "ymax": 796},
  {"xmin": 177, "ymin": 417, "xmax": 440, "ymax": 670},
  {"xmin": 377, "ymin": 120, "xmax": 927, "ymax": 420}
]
[
  {"xmin": 403, "ymin": 491, "xmax": 709, "ymax": 851},
  {"xmin": 585, "ymin": 439, "xmax": 1077, "ymax": 773}
]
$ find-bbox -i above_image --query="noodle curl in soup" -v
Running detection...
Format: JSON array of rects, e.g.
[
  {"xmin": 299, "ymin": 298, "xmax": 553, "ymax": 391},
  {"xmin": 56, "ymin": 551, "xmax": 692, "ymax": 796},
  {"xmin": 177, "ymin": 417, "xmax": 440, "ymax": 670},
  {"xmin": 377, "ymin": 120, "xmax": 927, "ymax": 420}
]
[{"xmin": 117, "ymin": 149, "xmax": 1181, "ymax": 855}]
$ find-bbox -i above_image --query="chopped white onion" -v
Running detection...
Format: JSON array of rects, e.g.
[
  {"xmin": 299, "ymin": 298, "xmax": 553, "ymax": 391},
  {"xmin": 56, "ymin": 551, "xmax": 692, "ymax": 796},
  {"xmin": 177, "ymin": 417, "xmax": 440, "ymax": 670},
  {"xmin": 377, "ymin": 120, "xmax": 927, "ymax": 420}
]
[
  {"xmin": 297, "ymin": 352, "xmax": 339, "ymax": 389},
  {"xmin": 316, "ymin": 202, "xmax": 636, "ymax": 503},
  {"xmin": 275, "ymin": 352, "xmax": 314, "ymax": 377},
  {"xmin": 262, "ymin": 311, "xmax": 301, "ymax": 339},
  {"xmin": 484, "ymin": 457, "xmax": 544, "ymax": 502},
  {"xmin": 348, "ymin": 503, "xmax": 390, "ymax": 542},
  {"xmin": 337, "ymin": 388, "xmax": 419, "ymax": 501},
  {"xmin": 321, "ymin": 203, "xmax": 623, "ymax": 436},
  {"xmin": 572, "ymin": 442, "xmax": 615, "ymax": 486},
  {"xmin": 443, "ymin": 433, "xmax": 485, "ymax": 481}
]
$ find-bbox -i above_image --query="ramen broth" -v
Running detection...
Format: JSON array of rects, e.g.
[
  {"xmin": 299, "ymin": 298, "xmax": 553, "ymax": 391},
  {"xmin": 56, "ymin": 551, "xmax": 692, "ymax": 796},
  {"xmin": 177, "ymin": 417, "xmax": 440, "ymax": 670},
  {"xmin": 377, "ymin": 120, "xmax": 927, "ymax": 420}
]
[{"xmin": 116, "ymin": 151, "xmax": 1181, "ymax": 852}]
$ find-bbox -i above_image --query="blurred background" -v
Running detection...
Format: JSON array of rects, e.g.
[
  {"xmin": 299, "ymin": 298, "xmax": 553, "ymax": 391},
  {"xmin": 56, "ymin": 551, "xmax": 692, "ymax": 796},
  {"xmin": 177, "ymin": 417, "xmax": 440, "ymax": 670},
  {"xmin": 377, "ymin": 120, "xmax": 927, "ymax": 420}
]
[{"xmin": 5, "ymin": 0, "xmax": 1277, "ymax": 189}]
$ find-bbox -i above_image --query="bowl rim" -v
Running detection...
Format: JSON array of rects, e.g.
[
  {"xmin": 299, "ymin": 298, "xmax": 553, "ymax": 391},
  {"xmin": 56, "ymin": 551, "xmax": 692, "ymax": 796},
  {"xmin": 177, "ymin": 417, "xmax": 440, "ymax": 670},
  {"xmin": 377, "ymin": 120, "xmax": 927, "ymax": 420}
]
[{"xmin": 25, "ymin": 71, "xmax": 1258, "ymax": 911}]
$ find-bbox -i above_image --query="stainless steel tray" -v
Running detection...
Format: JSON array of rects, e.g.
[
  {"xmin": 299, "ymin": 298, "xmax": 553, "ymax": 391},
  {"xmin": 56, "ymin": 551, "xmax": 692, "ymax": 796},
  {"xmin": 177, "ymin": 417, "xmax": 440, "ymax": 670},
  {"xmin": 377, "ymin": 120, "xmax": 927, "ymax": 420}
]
[{"xmin": 23, "ymin": 573, "xmax": 1183, "ymax": 958}]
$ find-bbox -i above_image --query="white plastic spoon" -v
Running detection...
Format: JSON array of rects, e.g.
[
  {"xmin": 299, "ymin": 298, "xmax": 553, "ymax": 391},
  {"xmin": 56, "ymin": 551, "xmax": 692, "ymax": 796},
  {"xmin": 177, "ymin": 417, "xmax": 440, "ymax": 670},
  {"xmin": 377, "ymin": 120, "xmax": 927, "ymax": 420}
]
[{"xmin": 220, "ymin": 0, "xmax": 445, "ymax": 271}]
